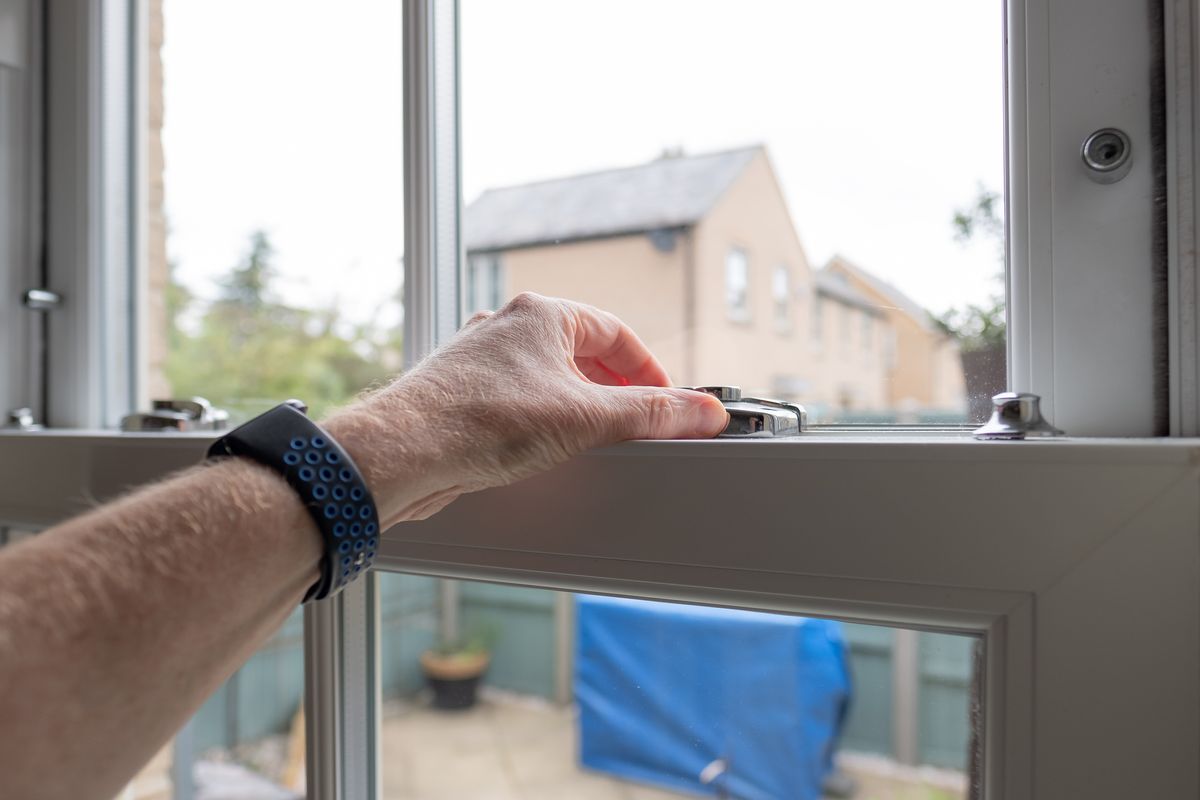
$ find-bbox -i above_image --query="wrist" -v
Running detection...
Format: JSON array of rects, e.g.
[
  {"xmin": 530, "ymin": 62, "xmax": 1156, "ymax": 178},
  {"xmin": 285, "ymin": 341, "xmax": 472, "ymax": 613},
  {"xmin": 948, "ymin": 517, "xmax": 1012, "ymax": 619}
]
[
  {"xmin": 322, "ymin": 387, "xmax": 457, "ymax": 528},
  {"xmin": 208, "ymin": 458, "xmax": 323, "ymax": 586}
]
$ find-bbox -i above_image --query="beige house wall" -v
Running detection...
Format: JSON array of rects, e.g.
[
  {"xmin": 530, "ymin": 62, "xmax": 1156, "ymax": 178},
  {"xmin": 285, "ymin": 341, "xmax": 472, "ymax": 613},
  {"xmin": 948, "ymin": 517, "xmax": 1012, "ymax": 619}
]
[
  {"xmin": 693, "ymin": 151, "xmax": 888, "ymax": 408},
  {"xmin": 497, "ymin": 234, "xmax": 689, "ymax": 382},
  {"xmin": 826, "ymin": 259, "xmax": 966, "ymax": 413},
  {"xmin": 689, "ymin": 150, "xmax": 814, "ymax": 397},
  {"xmin": 805, "ymin": 294, "xmax": 889, "ymax": 413},
  {"xmin": 146, "ymin": 0, "xmax": 170, "ymax": 399}
]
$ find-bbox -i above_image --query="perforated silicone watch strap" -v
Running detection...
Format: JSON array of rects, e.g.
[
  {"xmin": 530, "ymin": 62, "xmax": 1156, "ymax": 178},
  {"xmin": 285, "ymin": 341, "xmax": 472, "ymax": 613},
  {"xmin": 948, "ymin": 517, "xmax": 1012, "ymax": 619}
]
[{"xmin": 206, "ymin": 401, "xmax": 380, "ymax": 602}]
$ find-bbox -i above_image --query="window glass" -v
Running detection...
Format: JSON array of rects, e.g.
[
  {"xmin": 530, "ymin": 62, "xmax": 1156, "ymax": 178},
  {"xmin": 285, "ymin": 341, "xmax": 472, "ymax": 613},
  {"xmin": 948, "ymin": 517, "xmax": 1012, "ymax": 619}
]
[
  {"xmin": 462, "ymin": 0, "xmax": 1005, "ymax": 422},
  {"xmin": 130, "ymin": 0, "xmax": 401, "ymax": 791},
  {"xmin": 726, "ymin": 248, "xmax": 750, "ymax": 320},
  {"xmin": 142, "ymin": 0, "xmax": 405, "ymax": 424},
  {"xmin": 465, "ymin": 254, "xmax": 504, "ymax": 316},
  {"xmin": 378, "ymin": 575, "xmax": 973, "ymax": 799}
]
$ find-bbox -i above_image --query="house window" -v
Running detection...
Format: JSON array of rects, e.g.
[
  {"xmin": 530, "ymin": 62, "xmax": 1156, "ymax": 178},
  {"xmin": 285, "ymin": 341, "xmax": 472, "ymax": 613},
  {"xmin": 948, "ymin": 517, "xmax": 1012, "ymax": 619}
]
[
  {"xmin": 726, "ymin": 248, "xmax": 750, "ymax": 321},
  {"xmin": 466, "ymin": 254, "xmax": 503, "ymax": 315},
  {"xmin": 862, "ymin": 313, "xmax": 873, "ymax": 353},
  {"xmin": 772, "ymin": 264, "xmax": 790, "ymax": 330},
  {"xmin": 812, "ymin": 297, "xmax": 824, "ymax": 346}
]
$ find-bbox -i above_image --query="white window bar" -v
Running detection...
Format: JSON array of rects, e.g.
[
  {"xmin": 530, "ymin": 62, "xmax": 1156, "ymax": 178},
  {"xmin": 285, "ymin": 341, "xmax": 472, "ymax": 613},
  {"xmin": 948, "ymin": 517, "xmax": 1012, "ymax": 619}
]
[
  {"xmin": 0, "ymin": 0, "xmax": 44, "ymax": 422},
  {"xmin": 42, "ymin": 0, "xmax": 140, "ymax": 428}
]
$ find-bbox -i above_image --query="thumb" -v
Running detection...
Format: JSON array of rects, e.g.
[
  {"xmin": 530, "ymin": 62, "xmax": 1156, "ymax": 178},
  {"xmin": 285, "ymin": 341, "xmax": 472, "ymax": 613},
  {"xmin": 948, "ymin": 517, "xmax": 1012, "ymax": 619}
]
[{"xmin": 602, "ymin": 387, "xmax": 730, "ymax": 440}]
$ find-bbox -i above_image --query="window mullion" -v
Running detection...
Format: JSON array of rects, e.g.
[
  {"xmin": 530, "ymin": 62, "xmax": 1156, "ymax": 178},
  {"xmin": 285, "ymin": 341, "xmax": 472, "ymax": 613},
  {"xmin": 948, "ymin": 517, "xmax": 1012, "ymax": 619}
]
[{"xmin": 1008, "ymin": 0, "xmax": 1161, "ymax": 436}]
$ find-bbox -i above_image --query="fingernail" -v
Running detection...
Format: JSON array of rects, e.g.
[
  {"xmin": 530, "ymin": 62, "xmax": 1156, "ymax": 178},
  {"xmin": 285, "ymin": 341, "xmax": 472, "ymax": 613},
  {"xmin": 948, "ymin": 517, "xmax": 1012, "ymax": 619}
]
[{"xmin": 690, "ymin": 396, "xmax": 730, "ymax": 436}]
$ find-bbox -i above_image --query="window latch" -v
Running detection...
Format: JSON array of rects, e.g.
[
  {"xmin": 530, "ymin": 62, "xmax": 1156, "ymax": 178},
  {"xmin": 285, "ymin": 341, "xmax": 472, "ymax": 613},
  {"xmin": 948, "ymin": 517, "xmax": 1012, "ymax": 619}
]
[
  {"xmin": 120, "ymin": 398, "xmax": 230, "ymax": 432},
  {"xmin": 689, "ymin": 386, "xmax": 806, "ymax": 438},
  {"xmin": 22, "ymin": 288, "xmax": 61, "ymax": 311},
  {"xmin": 5, "ymin": 408, "xmax": 42, "ymax": 431},
  {"xmin": 973, "ymin": 392, "xmax": 1064, "ymax": 440}
]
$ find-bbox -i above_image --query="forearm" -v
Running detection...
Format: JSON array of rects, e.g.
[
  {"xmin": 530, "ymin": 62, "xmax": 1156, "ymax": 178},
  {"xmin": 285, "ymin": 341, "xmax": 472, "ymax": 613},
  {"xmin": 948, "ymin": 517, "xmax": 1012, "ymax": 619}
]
[{"xmin": 0, "ymin": 459, "xmax": 321, "ymax": 800}]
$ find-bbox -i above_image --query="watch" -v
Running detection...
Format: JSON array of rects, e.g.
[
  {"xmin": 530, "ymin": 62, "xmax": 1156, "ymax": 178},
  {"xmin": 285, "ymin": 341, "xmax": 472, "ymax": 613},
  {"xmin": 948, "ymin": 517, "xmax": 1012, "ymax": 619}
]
[{"xmin": 206, "ymin": 400, "xmax": 380, "ymax": 602}]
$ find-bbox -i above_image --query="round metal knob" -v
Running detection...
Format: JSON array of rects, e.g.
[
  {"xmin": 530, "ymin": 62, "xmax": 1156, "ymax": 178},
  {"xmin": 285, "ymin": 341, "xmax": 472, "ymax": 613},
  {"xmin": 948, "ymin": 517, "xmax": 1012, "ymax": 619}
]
[
  {"xmin": 1081, "ymin": 128, "xmax": 1132, "ymax": 184},
  {"xmin": 973, "ymin": 392, "xmax": 1064, "ymax": 440}
]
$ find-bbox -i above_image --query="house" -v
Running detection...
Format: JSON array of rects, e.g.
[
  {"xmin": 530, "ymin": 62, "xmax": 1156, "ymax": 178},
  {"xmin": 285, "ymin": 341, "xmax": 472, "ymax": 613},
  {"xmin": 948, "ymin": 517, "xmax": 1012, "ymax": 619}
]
[
  {"xmin": 465, "ymin": 146, "xmax": 960, "ymax": 418},
  {"xmin": 823, "ymin": 255, "xmax": 967, "ymax": 418}
]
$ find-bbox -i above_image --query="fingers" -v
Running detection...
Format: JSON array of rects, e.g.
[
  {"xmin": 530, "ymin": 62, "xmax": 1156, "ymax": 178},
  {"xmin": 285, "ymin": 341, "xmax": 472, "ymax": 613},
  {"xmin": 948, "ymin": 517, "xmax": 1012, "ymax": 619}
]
[
  {"xmin": 493, "ymin": 293, "xmax": 672, "ymax": 387},
  {"xmin": 559, "ymin": 299, "xmax": 672, "ymax": 387},
  {"xmin": 599, "ymin": 386, "xmax": 729, "ymax": 441}
]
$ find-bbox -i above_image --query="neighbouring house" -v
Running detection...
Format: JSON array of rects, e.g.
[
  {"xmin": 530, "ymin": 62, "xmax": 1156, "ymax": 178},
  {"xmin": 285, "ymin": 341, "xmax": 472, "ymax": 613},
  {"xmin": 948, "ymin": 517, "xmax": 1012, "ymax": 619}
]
[
  {"xmin": 464, "ymin": 145, "xmax": 961, "ymax": 417},
  {"xmin": 823, "ymin": 255, "xmax": 966, "ymax": 417}
]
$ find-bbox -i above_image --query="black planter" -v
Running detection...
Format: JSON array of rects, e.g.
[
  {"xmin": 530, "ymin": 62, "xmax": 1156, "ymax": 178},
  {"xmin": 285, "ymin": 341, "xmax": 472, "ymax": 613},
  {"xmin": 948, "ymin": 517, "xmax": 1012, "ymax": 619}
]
[{"xmin": 427, "ymin": 673, "xmax": 483, "ymax": 710}]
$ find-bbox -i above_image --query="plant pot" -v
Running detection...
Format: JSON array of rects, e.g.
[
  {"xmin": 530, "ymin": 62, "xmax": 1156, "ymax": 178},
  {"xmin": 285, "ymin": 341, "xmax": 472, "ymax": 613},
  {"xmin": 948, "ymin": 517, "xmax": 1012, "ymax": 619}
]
[{"xmin": 420, "ymin": 650, "xmax": 490, "ymax": 711}]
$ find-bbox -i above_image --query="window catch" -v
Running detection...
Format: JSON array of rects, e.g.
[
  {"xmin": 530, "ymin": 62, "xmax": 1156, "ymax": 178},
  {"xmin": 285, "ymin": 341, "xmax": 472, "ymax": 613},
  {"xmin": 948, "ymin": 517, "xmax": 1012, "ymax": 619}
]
[
  {"xmin": 21, "ymin": 288, "xmax": 61, "ymax": 311},
  {"xmin": 120, "ymin": 398, "xmax": 230, "ymax": 432},
  {"xmin": 4, "ymin": 408, "xmax": 43, "ymax": 431},
  {"xmin": 689, "ymin": 386, "xmax": 806, "ymax": 438},
  {"xmin": 973, "ymin": 392, "xmax": 1064, "ymax": 440}
]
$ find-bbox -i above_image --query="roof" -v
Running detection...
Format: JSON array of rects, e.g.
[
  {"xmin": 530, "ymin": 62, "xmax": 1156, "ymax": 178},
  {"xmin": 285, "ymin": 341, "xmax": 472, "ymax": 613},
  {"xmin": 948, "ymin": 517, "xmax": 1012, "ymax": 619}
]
[
  {"xmin": 464, "ymin": 147, "xmax": 761, "ymax": 253},
  {"xmin": 823, "ymin": 255, "xmax": 936, "ymax": 330},
  {"xmin": 814, "ymin": 272, "xmax": 884, "ymax": 315}
]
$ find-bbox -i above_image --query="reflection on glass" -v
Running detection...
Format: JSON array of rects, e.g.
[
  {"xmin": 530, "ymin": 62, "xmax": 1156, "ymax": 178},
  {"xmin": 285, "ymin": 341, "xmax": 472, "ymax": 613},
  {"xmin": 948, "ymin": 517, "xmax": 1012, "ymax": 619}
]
[
  {"xmin": 380, "ymin": 575, "xmax": 972, "ymax": 800},
  {"xmin": 463, "ymin": 0, "xmax": 1006, "ymax": 423}
]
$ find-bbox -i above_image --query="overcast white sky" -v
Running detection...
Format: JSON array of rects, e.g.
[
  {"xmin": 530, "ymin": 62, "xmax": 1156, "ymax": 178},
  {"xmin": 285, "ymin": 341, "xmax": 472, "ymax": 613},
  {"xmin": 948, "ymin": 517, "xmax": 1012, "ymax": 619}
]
[{"xmin": 161, "ymin": 0, "xmax": 1004, "ymax": 325}]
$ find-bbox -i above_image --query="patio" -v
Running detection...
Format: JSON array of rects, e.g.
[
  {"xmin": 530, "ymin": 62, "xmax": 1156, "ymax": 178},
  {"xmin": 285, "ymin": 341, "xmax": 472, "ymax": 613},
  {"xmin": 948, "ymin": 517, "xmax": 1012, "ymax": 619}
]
[{"xmin": 123, "ymin": 690, "xmax": 966, "ymax": 800}]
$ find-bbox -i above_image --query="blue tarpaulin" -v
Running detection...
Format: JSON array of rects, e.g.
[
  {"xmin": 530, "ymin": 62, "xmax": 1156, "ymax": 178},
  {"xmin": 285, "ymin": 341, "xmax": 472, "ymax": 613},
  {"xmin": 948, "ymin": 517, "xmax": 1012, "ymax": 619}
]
[{"xmin": 575, "ymin": 595, "xmax": 851, "ymax": 800}]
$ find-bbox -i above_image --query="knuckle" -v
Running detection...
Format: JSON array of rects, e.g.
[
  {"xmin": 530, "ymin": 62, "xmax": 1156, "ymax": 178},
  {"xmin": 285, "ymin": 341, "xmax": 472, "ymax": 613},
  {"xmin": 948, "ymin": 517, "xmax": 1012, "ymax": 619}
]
[
  {"xmin": 464, "ymin": 310, "xmax": 492, "ymax": 327},
  {"xmin": 643, "ymin": 392, "xmax": 677, "ymax": 438},
  {"xmin": 504, "ymin": 291, "xmax": 546, "ymax": 314}
]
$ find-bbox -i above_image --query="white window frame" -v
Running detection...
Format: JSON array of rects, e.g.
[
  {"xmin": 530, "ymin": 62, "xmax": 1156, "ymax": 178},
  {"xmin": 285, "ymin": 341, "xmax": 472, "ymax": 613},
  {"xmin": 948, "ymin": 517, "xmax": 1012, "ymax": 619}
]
[
  {"xmin": 0, "ymin": 0, "xmax": 44, "ymax": 422},
  {"xmin": 1, "ymin": 1, "xmax": 1199, "ymax": 799}
]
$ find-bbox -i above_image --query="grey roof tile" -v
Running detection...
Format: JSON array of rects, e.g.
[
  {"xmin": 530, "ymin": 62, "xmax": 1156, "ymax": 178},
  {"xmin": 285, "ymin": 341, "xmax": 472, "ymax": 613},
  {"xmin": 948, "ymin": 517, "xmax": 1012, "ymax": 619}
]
[
  {"xmin": 464, "ymin": 147, "xmax": 761, "ymax": 252},
  {"xmin": 814, "ymin": 271, "xmax": 885, "ymax": 315},
  {"xmin": 823, "ymin": 255, "xmax": 936, "ymax": 330}
]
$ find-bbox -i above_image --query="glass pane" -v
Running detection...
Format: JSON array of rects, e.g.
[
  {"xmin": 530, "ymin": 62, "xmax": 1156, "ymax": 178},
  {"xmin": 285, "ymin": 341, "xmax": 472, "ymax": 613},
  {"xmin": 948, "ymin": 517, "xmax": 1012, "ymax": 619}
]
[
  {"xmin": 142, "ymin": 0, "xmax": 405, "ymax": 424},
  {"xmin": 122, "ymin": 608, "xmax": 308, "ymax": 800},
  {"xmin": 133, "ymin": 0, "xmax": 402, "ymax": 792},
  {"xmin": 462, "ymin": 0, "xmax": 1006, "ymax": 424},
  {"xmin": 379, "ymin": 574, "xmax": 973, "ymax": 800}
]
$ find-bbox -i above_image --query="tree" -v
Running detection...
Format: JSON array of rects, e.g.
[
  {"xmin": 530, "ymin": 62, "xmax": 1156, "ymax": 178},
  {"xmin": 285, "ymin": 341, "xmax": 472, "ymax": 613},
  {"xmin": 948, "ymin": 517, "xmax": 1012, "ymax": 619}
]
[
  {"xmin": 164, "ymin": 230, "xmax": 401, "ymax": 421},
  {"xmin": 937, "ymin": 185, "xmax": 1005, "ymax": 352}
]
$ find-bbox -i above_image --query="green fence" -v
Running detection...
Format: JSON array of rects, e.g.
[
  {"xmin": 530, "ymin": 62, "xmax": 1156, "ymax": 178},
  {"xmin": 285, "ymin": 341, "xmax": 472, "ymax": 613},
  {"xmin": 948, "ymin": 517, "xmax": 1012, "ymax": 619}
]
[{"xmin": 192, "ymin": 581, "xmax": 973, "ymax": 771}]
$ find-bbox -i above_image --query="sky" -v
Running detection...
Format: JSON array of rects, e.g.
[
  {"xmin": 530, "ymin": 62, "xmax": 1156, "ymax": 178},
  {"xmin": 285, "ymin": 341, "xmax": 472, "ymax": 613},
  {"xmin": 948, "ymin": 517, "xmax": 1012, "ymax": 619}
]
[{"xmin": 161, "ymin": 0, "xmax": 1005, "ymax": 325}]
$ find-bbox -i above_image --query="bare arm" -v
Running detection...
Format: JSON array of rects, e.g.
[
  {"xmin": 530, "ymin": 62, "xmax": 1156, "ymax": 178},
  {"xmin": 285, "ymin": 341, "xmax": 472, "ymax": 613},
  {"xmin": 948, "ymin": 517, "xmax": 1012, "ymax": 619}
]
[{"xmin": 0, "ymin": 295, "xmax": 727, "ymax": 800}]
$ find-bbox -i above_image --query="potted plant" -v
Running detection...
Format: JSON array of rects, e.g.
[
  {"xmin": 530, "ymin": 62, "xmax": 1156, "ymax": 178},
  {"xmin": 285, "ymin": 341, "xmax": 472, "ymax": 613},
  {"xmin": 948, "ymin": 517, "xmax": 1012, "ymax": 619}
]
[{"xmin": 420, "ymin": 633, "xmax": 492, "ymax": 710}]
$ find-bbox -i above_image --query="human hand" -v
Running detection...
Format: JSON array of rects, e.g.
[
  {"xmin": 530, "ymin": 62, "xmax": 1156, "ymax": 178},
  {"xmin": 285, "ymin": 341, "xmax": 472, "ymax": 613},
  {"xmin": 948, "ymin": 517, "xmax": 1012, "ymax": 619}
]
[{"xmin": 325, "ymin": 293, "xmax": 729, "ymax": 527}]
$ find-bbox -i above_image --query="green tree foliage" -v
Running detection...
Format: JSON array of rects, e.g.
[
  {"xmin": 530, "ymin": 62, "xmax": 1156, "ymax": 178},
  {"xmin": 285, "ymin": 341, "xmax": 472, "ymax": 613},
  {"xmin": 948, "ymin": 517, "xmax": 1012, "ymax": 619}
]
[
  {"xmin": 937, "ymin": 185, "xmax": 1006, "ymax": 352},
  {"xmin": 164, "ymin": 231, "xmax": 401, "ymax": 421}
]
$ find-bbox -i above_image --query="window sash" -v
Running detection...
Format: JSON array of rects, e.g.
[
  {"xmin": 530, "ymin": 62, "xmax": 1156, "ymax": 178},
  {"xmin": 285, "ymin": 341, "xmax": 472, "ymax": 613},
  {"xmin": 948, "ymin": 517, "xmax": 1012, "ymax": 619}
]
[{"xmin": 1, "ymin": 0, "xmax": 1196, "ymax": 798}]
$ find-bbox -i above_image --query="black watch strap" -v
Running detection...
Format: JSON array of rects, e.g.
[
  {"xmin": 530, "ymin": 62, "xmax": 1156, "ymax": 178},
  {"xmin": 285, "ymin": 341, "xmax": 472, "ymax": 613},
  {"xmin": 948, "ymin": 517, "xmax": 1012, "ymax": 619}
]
[{"xmin": 206, "ymin": 400, "xmax": 380, "ymax": 602}]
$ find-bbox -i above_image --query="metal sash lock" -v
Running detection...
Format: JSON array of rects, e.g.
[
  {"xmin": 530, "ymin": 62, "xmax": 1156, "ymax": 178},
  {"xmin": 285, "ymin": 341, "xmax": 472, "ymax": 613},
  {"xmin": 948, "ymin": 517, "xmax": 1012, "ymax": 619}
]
[
  {"xmin": 688, "ymin": 386, "xmax": 806, "ymax": 438},
  {"xmin": 120, "ymin": 398, "xmax": 230, "ymax": 432}
]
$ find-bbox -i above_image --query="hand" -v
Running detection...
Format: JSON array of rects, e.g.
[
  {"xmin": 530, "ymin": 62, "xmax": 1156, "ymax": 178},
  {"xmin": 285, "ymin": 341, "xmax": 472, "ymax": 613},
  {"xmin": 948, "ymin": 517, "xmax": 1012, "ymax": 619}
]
[{"xmin": 324, "ymin": 293, "xmax": 729, "ymax": 526}]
